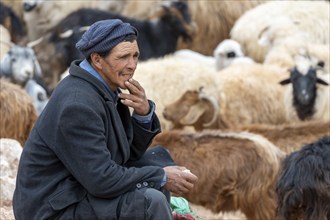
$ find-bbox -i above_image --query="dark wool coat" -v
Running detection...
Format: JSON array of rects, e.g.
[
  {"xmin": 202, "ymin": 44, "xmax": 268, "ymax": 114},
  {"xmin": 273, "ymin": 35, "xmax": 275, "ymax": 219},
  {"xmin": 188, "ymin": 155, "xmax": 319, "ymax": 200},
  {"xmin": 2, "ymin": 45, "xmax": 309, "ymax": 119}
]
[{"xmin": 13, "ymin": 60, "xmax": 171, "ymax": 220}]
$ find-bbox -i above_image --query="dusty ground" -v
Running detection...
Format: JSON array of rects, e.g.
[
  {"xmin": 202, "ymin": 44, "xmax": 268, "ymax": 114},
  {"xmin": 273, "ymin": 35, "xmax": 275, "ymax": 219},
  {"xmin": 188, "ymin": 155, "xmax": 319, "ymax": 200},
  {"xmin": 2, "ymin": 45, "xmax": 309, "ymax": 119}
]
[
  {"xmin": 190, "ymin": 204, "xmax": 246, "ymax": 220},
  {"xmin": 0, "ymin": 204, "xmax": 246, "ymax": 220}
]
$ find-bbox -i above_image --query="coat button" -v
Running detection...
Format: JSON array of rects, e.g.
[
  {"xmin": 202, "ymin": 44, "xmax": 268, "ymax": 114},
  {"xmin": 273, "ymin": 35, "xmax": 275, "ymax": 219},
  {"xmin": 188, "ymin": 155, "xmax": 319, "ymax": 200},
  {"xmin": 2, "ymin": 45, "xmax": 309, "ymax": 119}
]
[
  {"xmin": 143, "ymin": 182, "xmax": 148, "ymax": 187},
  {"xmin": 136, "ymin": 183, "xmax": 142, "ymax": 188},
  {"xmin": 149, "ymin": 182, "xmax": 155, "ymax": 187}
]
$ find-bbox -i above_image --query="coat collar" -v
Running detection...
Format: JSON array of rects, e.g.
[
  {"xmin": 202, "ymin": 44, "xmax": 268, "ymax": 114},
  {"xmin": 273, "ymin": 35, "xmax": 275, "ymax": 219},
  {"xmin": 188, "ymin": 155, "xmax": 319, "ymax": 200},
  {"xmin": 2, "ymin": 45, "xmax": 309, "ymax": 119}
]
[{"xmin": 69, "ymin": 60, "xmax": 120, "ymax": 103}]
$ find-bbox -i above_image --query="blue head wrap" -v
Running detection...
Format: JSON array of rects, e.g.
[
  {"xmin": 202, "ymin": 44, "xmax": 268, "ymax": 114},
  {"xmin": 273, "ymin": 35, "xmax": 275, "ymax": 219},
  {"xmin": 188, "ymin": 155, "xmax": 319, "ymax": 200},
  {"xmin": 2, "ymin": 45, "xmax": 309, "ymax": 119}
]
[{"xmin": 76, "ymin": 19, "xmax": 138, "ymax": 58}]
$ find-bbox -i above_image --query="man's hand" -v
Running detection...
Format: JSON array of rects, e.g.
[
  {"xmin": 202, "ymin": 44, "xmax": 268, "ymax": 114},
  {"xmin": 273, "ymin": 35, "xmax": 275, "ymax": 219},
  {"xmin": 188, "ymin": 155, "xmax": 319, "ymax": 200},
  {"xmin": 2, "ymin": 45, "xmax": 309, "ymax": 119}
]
[
  {"xmin": 163, "ymin": 166, "xmax": 198, "ymax": 195},
  {"xmin": 118, "ymin": 78, "xmax": 150, "ymax": 115}
]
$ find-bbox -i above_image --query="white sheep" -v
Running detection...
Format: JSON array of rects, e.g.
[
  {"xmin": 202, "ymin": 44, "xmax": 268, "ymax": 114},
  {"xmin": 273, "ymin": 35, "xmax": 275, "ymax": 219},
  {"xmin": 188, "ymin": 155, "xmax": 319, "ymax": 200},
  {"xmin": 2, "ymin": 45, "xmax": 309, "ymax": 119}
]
[
  {"xmin": 130, "ymin": 55, "xmax": 219, "ymax": 131},
  {"xmin": 163, "ymin": 63, "xmax": 293, "ymax": 130},
  {"xmin": 173, "ymin": 39, "xmax": 255, "ymax": 72},
  {"xmin": 213, "ymin": 39, "xmax": 255, "ymax": 71},
  {"xmin": 257, "ymin": 15, "xmax": 330, "ymax": 72},
  {"xmin": 257, "ymin": 16, "xmax": 310, "ymax": 49},
  {"xmin": 173, "ymin": 49, "xmax": 216, "ymax": 67},
  {"xmin": 230, "ymin": 1, "xmax": 330, "ymax": 63},
  {"xmin": 0, "ymin": 44, "xmax": 42, "ymax": 86},
  {"xmin": 279, "ymin": 56, "xmax": 330, "ymax": 122},
  {"xmin": 0, "ymin": 79, "xmax": 37, "ymax": 146}
]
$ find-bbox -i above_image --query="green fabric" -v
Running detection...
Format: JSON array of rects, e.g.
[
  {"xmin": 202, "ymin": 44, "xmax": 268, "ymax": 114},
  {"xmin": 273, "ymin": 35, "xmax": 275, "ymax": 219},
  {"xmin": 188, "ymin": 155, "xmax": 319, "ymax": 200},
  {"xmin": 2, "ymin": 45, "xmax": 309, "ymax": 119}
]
[{"xmin": 170, "ymin": 196, "xmax": 194, "ymax": 215}]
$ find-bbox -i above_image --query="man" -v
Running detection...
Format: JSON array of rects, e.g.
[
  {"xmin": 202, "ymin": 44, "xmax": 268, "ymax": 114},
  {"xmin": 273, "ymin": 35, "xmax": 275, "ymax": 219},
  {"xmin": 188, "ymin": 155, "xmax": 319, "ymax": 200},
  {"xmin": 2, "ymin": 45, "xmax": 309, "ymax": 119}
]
[{"xmin": 13, "ymin": 19, "xmax": 198, "ymax": 220}]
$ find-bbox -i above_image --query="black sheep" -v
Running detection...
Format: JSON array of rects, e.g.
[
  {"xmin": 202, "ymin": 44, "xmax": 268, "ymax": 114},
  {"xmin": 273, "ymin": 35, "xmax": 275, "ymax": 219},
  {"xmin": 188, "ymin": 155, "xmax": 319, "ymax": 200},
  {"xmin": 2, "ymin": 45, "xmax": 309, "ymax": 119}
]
[{"xmin": 276, "ymin": 135, "xmax": 330, "ymax": 220}]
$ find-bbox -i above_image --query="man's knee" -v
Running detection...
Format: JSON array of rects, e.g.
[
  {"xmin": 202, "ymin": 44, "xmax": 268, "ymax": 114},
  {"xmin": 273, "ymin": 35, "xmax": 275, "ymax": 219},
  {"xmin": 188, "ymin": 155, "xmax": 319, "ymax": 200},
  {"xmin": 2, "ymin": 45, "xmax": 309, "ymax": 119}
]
[
  {"xmin": 144, "ymin": 188, "xmax": 172, "ymax": 219},
  {"xmin": 144, "ymin": 188, "xmax": 169, "ymax": 206}
]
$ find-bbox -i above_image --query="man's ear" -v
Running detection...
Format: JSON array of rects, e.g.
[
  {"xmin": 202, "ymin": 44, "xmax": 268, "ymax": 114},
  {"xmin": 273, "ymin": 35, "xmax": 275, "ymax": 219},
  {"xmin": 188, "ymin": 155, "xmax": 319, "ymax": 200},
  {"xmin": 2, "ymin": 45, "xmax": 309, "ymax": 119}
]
[{"xmin": 90, "ymin": 53, "xmax": 103, "ymax": 69}]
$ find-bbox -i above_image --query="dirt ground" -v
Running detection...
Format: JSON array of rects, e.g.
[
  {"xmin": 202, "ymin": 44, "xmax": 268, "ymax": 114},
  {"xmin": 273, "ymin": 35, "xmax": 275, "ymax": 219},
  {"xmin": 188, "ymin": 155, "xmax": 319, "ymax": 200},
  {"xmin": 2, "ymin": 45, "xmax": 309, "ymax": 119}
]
[
  {"xmin": 1, "ymin": 203, "xmax": 247, "ymax": 220},
  {"xmin": 189, "ymin": 203, "xmax": 246, "ymax": 220}
]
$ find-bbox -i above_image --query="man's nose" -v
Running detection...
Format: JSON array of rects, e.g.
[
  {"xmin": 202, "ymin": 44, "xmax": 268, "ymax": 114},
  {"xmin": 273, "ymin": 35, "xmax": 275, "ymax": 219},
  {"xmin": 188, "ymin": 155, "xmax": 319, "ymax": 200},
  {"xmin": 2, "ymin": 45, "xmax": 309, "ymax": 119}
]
[{"xmin": 127, "ymin": 57, "xmax": 138, "ymax": 69}]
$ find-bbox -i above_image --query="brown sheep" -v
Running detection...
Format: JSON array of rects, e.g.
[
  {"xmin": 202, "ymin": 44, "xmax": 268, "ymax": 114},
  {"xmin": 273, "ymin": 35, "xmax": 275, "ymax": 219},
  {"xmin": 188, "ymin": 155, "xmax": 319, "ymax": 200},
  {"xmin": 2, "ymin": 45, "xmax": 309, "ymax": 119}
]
[
  {"xmin": 151, "ymin": 130, "xmax": 285, "ymax": 220},
  {"xmin": 0, "ymin": 79, "xmax": 37, "ymax": 146}
]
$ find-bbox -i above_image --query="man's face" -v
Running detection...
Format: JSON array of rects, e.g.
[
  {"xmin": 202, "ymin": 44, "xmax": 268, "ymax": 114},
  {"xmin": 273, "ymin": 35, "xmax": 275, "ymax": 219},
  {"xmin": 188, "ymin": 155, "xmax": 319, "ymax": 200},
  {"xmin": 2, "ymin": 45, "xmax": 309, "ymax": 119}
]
[{"xmin": 98, "ymin": 40, "xmax": 139, "ymax": 91}]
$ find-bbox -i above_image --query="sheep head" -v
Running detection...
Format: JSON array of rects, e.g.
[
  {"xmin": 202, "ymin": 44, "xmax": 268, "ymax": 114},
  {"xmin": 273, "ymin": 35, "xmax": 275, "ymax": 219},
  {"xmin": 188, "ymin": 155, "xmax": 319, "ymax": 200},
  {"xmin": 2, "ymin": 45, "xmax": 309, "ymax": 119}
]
[
  {"xmin": 279, "ymin": 64, "xmax": 328, "ymax": 120},
  {"xmin": 163, "ymin": 87, "xmax": 219, "ymax": 131},
  {"xmin": 213, "ymin": 39, "xmax": 245, "ymax": 71},
  {"xmin": 0, "ymin": 45, "xmax": 42, "ymax": 86}
]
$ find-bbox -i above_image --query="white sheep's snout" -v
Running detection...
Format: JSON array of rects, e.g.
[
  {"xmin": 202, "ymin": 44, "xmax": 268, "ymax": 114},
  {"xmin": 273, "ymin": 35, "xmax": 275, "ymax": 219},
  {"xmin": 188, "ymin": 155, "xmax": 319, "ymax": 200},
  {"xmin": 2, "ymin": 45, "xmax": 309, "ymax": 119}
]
[{"xmin": 15, "ymin": 65, "xmax": 34, "ymax": 82}]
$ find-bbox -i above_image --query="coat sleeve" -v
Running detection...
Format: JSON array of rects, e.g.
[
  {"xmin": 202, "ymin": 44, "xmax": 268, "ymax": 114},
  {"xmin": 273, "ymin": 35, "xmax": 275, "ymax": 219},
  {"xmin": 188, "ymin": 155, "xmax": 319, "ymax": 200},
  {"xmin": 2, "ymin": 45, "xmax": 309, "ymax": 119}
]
[
  {"xmin": 55, "ymin": 102, "xmax": 164, "ymax": 198},
  {"xmin": 129, "ymin": 112, "xmax": 161, "ymax": 161}
]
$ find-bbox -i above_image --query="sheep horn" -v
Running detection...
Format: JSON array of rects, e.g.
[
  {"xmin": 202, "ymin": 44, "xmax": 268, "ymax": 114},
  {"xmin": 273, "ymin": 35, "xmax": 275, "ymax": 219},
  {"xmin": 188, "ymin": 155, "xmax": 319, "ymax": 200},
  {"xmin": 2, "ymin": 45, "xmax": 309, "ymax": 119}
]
[
  {"xmin": 59, "ymin": 29, "xmax": 73, "ymax": 38},
  {"xmin": 27, "ymin": 37, "xmax": 44, "ymax": 48},
  {"xmin": 198, "ymin": 92, "xmax": 219, "ymax": 127}
]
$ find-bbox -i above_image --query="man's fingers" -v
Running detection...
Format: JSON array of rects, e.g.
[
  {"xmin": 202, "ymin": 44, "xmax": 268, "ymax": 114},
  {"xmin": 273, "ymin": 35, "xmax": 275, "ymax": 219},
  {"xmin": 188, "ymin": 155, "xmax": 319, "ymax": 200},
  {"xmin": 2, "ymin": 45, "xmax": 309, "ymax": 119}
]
[
  {"xmin": 182, "ymin": 171, "xmax": 198, "ymax": 184},
  {"xmin": 128, "ymin": 78, "xmax": 143, "ymax": 91},
  {"xmin": 125, "ymin": 81, "xmax": 139, "ymax": 94},
  {"xmin": 125, "ymin": 79, "xmax": 144, "ymax": 95}
]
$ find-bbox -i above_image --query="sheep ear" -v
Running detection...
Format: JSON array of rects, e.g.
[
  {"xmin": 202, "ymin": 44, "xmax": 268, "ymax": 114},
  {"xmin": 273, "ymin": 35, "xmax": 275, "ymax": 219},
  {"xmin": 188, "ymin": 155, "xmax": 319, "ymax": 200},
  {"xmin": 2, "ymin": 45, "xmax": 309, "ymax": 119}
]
[
  {"xmin": 179, "ymin": 103, "xmax": 205, "ymax": 125},
  {"xmin": 316, "ymin": 78, "xmax": 329, "ymax": 86},
  {"xmin": 279, "ymin": 78, "xmax": 291, "ymax": 85},
  {"xmin": 257, "ymin": 26, "xmax": 270, "ymax": 47},
  {"xmin": 0, "ymin": 54, "xmax": 12, "ymax": 77}
]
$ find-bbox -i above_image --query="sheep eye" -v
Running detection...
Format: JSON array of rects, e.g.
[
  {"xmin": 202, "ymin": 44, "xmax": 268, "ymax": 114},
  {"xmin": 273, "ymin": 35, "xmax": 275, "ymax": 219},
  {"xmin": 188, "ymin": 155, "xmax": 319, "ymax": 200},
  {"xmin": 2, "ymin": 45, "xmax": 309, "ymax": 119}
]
[
  {"xmin": 37, "ymin": 92, "xmax": 47, "ymax": 101},
  {"xmin": 227, "ymin": 52, "xmax": 236, "ymax": 58},
  {"xmin": 317, "ymin": 61, "xmax": 325, "ymax": 68}
]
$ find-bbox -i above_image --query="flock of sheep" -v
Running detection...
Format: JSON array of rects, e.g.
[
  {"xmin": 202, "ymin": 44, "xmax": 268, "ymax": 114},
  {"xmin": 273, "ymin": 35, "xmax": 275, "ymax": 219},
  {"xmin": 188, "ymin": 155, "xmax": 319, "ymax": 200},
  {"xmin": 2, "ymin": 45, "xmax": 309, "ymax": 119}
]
[{"xmin": 1, "ymin": 0, "xmax": 330, "ymax": 219}]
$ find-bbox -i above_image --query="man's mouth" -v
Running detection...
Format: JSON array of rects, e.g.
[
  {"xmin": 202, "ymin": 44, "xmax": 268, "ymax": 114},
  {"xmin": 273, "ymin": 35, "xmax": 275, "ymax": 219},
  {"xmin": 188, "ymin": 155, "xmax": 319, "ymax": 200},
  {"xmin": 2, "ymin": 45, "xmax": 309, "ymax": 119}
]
[{"xmin": 120, "ymin": 73, "xmax": 133, "ymax": 79}]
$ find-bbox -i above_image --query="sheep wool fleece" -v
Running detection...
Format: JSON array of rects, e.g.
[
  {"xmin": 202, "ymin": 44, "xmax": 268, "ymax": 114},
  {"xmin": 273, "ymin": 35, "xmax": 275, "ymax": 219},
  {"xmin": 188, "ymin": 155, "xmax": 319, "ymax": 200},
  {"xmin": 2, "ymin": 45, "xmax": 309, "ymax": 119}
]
[{"xmin": 13, "ymin": 60, "xmax": 174, "ymax": 220}]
